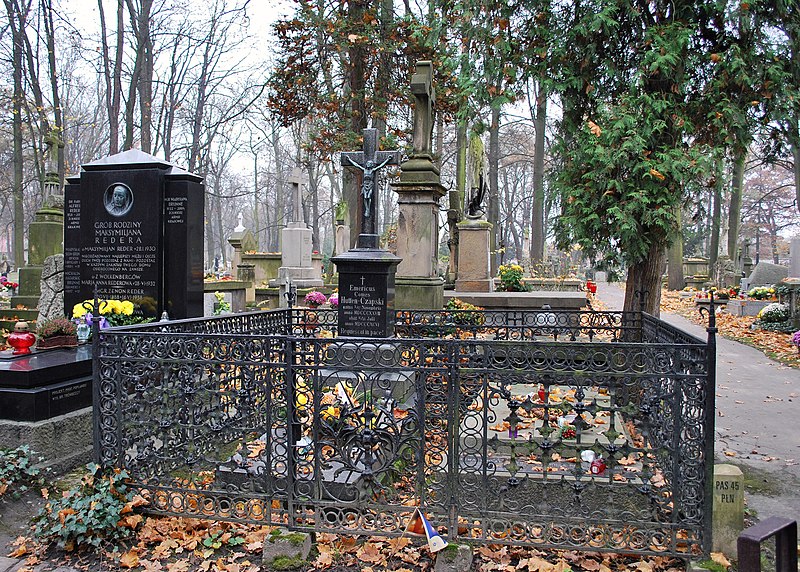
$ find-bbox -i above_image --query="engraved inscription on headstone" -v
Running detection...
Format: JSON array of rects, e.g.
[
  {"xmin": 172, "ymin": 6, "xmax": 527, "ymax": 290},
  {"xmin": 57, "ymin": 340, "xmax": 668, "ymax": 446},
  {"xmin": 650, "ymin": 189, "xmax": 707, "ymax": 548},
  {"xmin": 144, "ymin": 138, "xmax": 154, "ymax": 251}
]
[
  {"xmin": 339, "ymin": 273, "xmax": 391, "ymax": 337},
  {"xmin": 64, "ymin": 168, "xmax": 162, "ymax": 311}
]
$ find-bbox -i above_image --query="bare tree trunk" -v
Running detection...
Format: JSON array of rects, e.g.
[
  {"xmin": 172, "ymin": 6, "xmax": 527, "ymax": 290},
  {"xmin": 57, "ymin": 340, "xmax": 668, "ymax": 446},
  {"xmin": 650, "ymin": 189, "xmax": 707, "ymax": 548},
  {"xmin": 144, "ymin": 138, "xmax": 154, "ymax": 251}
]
[
  {"xmin": 727, "ymin": 149, "xmax": 745, "ymax": 260},
  {"xmin": 4, "ymin": 0, "xmax": 27, "ymax": 267},
  {"xmin": 309, "ymin": 157, "xmax": 320, "ymax": 252},
  {"xmin": 624, "ymin": 241, "xmax": 666, "ymax": 316},
  {"xmin": 42, "ymin": 0, "xmax": 63, "ymax": 183},
  {"xmin": 124, "ymin": 0, "xmax": 154, "ymax": 152},
  {"xmin": 271, "ymin": 128, "xmax": 285, "ymax": 252},
  {"xmin": 531, "ymin": 86, "xmax": 546, "ymax": 266},
  {"xmin": 97, "ymin": 0, "xmax": 124, "ymax": 154},
  {"xmin": 487, "ymin": 106, "xmax": 500, "ymax": 275},
  {"xmin": 794, "ymin": 144, "xmax": 800, "ymax": 215},
  {"xmin": 667, "ymin": 205, "xmax": 684, "ymax": 290},
  {"xmin": 709, "ymin": 156, "xmax": 723, "ymax": 269},
  {"xmin": 345, "ymin": 0, "xmax": 368, "ymax": 244}
]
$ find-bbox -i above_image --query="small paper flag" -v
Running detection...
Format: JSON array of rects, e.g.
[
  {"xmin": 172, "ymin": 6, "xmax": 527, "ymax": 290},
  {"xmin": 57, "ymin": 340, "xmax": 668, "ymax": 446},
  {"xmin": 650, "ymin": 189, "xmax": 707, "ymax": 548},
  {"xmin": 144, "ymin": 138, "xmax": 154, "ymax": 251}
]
[{"xmin": 405, "ymin": 508, "xmax": 448, "ymax": 553}]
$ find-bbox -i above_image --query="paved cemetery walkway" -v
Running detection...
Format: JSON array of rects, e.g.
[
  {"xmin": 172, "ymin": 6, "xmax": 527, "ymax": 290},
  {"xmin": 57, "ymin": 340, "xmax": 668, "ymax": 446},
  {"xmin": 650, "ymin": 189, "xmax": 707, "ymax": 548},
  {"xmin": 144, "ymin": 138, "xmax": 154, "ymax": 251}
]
[{"xmin": 596, "ymin": 281, "xmax": 800, "ymax": 521}]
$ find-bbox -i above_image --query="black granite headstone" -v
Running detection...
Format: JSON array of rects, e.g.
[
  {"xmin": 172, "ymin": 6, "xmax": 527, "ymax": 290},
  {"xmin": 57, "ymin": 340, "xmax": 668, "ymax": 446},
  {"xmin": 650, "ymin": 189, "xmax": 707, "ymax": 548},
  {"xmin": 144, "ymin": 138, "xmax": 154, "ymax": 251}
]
[
  {"xmin": 333, "ymin": 248, "xmax": 400, "ymax": 338},
  {"xmin": 64, "ymin": 150, "xmax": 204, "ymax": 319}
]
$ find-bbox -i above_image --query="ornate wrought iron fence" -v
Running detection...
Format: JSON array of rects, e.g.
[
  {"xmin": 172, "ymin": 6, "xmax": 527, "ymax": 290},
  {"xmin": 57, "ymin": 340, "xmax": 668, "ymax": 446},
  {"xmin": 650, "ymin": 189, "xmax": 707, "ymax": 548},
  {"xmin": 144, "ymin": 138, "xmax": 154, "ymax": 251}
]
[{"xmin": 94, "ymin": 308, "xmax": 713, "ymax": 557}]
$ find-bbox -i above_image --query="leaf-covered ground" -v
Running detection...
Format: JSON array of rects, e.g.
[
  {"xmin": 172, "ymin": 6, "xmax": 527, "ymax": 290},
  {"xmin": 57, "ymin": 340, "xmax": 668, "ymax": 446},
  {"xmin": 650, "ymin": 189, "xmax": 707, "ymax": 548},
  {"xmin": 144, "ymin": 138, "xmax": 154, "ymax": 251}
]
[
  {"xmin": 8, "ymin": 517, "xmax": 703, "ymax": 572},
  {"xmin": 660, "ymin": 290, "xmax": 800, "ymax": 369}
]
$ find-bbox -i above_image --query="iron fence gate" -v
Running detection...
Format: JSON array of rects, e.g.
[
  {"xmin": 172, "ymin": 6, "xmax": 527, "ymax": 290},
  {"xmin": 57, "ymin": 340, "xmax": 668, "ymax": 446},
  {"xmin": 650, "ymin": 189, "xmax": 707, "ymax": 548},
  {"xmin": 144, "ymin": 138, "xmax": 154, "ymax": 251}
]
[{"xmin": 94, "ymin": 309, "xmax": 714, "ymax": 558}]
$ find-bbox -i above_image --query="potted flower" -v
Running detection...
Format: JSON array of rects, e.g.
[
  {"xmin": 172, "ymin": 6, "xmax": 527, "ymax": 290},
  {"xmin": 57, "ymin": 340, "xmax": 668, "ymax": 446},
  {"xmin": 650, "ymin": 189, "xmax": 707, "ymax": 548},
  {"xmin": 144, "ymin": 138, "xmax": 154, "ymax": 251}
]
[
  {"xmin": 72, "ymin": 298, "xmax": 154, "ymax": 326},
  {"xmin": 304, "ymin": 291, "xmax": 327, "ymax": 308},
  {"xmin": 328, "ymin": 292, "xmax": 339, "ymax": 308},
  {"xmin": 0, "ymin": 276, "xmax": 18, "ymax": 295},
  {"xmin": 36, "ymin": 317, "xmax": 78, "ymax": 349},
  {"xmin": 792, "ymin": 330, "xmax": 800, "ymax": 354}
]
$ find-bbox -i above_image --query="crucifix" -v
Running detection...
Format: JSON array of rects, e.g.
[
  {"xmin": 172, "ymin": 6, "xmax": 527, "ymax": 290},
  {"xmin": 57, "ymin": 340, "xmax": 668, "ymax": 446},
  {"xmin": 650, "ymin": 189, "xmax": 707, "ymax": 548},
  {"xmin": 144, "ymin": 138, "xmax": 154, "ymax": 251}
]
[
  {"xmin": 410, "ymin": 61, "xmax": 434, "ymax": 157},
  {"xmin": 288, "ymin": 167, "xmax": 308, "ymax": 224},
  {"xmin": 341, "ymin": 128, "xmax": 400, "ymax": 248}
]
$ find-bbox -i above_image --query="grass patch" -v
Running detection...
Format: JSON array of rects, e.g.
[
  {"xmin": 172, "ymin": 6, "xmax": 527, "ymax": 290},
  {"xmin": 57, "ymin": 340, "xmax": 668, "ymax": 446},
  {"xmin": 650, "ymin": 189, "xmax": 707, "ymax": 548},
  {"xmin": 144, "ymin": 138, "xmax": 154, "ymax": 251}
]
[{"xmin": 268, "ymin": 554, "xmax": 307, "ymax": 570}]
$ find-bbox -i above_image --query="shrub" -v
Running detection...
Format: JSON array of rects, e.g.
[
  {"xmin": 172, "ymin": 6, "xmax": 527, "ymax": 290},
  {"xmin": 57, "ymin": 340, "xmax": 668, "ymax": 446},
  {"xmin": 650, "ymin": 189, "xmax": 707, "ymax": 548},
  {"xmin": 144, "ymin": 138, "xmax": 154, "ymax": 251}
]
[
  {"xmin": 446, "ymin": 298, "xmax": 485, "ymax": 326},
  {"xmin": 757, "ymin": 303, "xmax": 789, "ymax": 324},
  {"xmin": 34, "ymin": 463, "xmax": 140, "ymax": 550},
  {"xmin": 36, "ymin": 317, "xmax": 77, "ymax": 339},
  {"xmin": 0, "ymin": 446, "xmax": 45, "ymax": 499}
]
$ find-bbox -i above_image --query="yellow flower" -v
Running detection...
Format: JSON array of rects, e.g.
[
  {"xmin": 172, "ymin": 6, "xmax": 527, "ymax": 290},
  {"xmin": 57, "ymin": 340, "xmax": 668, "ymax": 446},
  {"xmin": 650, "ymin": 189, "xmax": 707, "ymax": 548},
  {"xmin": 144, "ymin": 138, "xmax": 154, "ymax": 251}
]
[
  {"xmin": 72, "ymin": 302, "xmax": 87, "ymax": 318},
  {"xmin": 321, "ymin": 406, "xmax": 340, "ymax": 421},
  {"xmin": 120, "ymin": 301, "xmax": 134, "ymax": 316}
]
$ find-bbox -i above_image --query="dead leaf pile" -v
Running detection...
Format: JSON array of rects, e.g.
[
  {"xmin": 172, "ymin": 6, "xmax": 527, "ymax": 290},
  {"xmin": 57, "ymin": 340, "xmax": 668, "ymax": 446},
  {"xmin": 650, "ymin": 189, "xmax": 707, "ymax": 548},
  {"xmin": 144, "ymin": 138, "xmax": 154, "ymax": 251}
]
[{"xmin": 660, "ymin": 289, "xmax": 800, "ymax": 369}]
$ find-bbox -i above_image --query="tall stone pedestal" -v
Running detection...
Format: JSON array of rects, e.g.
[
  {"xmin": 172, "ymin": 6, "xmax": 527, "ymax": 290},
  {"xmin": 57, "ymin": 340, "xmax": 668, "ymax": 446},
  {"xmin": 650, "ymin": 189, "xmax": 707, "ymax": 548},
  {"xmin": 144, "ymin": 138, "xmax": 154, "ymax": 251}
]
[
  {"xmin": 269, "ymin": 223, "xmax": 322, "ymax": 307},
  {"xmin": 455, "ymin": 220, "xmax": 494, "ymax": 292},
  {"xmin": 11, "ymin": 205, "xmax": 63, "ymax": 309},
  {"xmin": 393, "ymin": 181, "xmax": 445, "ymax": 310},
  {"xmin": 333, "ymin": 247, "xmax": 400, "ymax": 338}
]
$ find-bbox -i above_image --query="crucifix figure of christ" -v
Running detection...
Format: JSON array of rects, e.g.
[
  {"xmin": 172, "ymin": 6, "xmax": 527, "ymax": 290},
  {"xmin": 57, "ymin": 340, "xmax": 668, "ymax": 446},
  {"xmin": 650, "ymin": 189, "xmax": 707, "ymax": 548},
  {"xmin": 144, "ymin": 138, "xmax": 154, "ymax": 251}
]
[
  {"xmin": 341, "ymin": 128, "xmax": 400, "ymax": 248},
  {"xmin": 288, "ymin": 167, "xmax": 309, "ymax": 224}
]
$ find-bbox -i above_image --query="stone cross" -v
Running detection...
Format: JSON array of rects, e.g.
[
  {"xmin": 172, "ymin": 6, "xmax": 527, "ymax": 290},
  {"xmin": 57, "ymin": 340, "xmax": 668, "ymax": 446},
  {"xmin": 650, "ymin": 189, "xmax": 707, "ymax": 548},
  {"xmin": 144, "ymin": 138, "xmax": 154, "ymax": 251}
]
[
  {"xmin": 410, "ymin": 61, "xmax": 434, "ymax": 157},
  {"xmin": 341, "ymin": 128, "xmax": 400, "ymax": 240},
  {"xmin": 288, "ymin": 168, "xmax": 308, "ymax": 224}
]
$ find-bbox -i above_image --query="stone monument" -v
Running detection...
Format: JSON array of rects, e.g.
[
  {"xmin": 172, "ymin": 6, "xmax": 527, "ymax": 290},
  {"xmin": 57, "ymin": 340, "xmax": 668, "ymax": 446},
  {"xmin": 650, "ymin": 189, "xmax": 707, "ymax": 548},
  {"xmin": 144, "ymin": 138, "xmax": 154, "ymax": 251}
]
[
  {"xmin": 747, "ymin": 261, "xmax": 788, "ymax": 288},
  {"xmin": 269, "ymin": 168, "xmax": 323, "ymax": 306},
  {"xmin": 392, "ymin": 61, "xmax": 447, "ymax": 309},
  {"xmin": 791, "ymin": 236, "xmax": 800, "ymax": 277},
  {"xmin": 455, "ymin": 134, "xmax": 494, "ymax": 292},
  {"xmin": 228, "ymin": 215, "xmax": 257, "ymax": 304},
  {"xmin": 334, "ymin": 200, "xmax": 350, "ymax": 256},
  {"xmin": 712, "ymin": 464, "xmax": 744, "ymax": 557},
  {"xmin": 332, "ymin": 128, "xmax": 401, "ymax": 337},
  {"xmin": 63, "ymin": 149, "xmax": 204, "ymax": 319},
  {"xmin": 11, "ymin": 130, "xmax": 65, "ymax": 310}
]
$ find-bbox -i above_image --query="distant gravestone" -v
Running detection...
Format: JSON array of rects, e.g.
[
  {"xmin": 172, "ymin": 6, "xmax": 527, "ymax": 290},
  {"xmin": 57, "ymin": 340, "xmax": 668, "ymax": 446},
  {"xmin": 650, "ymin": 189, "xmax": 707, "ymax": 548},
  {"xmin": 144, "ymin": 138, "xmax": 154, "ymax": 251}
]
[
  {"xmin": 748, "ymin": 261, "xmax": 789, "ymax": 288},
  {"xmin": 37, "ymin": 254, "xmax": 64, "ymax": 322},
  {"xmin": 63, "ymin": 150, "xmax": 204, "ymax": 319},
  {"xmin": 791, "ymin": 236, "xmax": 800, "ymax": 277},
  {"xmin": 712, "ymin": 464, "xmax": 744, "ymax": 557}
]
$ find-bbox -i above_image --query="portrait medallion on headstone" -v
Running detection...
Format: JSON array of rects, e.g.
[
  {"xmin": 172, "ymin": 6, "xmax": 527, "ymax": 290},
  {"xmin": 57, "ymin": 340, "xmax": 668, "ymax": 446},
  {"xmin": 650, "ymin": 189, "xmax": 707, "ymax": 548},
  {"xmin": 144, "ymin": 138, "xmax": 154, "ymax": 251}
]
[{"xmin": 104, "ymin": 183, "xmax": 134, "ymax": 217}]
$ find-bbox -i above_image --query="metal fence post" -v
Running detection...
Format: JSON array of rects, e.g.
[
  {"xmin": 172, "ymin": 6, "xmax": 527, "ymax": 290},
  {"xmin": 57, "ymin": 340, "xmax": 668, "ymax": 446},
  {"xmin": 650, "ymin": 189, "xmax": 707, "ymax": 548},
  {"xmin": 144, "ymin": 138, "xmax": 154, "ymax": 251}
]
[
  {"xmin": 88, "ymin": 288, "xmax": 102, "ymax": 464},
  {"xmin": 703, "ymin": 291, "xmax": 718, "ymax": 554}
]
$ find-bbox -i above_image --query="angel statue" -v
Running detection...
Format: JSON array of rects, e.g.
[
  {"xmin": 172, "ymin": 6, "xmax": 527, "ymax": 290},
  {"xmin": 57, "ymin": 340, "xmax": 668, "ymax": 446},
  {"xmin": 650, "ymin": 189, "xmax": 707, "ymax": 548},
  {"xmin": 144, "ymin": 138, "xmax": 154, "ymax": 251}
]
[{"xmin": 465, "ymin": 133, "xmax": 488, "ymax": 219}]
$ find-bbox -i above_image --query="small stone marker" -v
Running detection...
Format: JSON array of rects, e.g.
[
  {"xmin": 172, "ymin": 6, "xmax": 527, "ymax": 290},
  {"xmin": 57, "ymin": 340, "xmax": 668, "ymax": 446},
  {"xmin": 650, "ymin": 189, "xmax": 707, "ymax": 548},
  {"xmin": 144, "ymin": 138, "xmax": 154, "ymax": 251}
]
[
  {"xmin": 434, "ymin": 543, "xmax": 473, "ymax": 572},
  {"xmin": 712, "ymin": 463, "xmax": 744, "ymax": 557},
  {"xmin": 261, "ymin": 528, "xmax": 311, "ymax": 569}
]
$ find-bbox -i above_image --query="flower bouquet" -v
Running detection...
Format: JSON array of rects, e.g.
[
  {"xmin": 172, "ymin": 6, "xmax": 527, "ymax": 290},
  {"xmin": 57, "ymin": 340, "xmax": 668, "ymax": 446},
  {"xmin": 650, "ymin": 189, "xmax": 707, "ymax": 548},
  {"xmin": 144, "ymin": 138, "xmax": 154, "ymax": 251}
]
[
  {"xmin": 72, "ymin": 298, "xmax": 153, "ymax": 328},
  {"xmin": 304, "ymin": 291, "xmax": 327, "ymax": 308},
  {"xmin": 0, "ymin": 276, "xmax": 18, "ymax": 293}
]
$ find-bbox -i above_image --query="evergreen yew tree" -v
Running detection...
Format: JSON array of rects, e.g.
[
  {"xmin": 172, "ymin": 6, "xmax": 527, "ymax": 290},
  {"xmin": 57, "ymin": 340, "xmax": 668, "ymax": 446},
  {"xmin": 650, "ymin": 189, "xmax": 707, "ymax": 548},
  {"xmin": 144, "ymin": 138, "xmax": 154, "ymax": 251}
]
[{"xmin": 550, "ymin": 0, "xmax": 765, "ymax": 314}]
